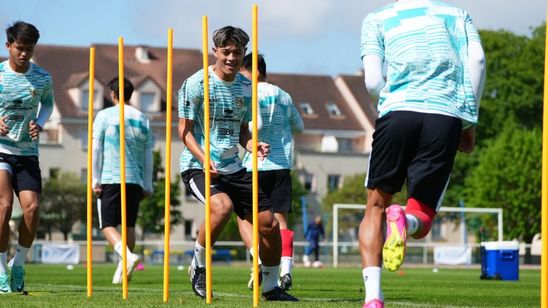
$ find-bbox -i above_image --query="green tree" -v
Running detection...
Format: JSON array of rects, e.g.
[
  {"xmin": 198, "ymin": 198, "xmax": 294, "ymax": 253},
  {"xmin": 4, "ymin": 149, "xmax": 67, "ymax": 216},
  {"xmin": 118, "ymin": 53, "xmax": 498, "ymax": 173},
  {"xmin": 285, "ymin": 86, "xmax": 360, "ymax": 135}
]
[
  {"xmin": 40, "ymin": 172, "xmax": 87, "ymax": 241},
  {"xmin": 137, "ymin": 151, "xmax": 182, "ymax": 240},
  {"xmin": 464, "ymin": 125, "xmax": 541, "ymax": 242}
]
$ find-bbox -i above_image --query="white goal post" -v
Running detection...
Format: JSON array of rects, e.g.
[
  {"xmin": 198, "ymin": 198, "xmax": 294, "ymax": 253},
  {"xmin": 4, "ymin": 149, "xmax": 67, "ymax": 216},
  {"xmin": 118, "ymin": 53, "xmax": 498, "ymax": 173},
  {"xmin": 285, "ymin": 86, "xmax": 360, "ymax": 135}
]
[{"xmin": 332, "ymin": 203, "xmax": 503, "ymax": 268}]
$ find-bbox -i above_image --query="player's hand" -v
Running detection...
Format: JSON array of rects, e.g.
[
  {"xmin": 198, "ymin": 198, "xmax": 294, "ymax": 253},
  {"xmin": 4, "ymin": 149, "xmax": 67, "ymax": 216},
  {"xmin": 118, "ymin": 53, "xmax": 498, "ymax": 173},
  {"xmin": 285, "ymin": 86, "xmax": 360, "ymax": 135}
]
[
  {"xmin": 29, "ymin": 120, "xmax": 42, "ymax": 140},
  {"xmin": 458, "ymin": 126, "xmax": 476, "ymax": 153},
  {"xmin": 257, "ymin": 142, "xmax": 270, "ymax": 160},
  {"xmin": 0, "ymin": 116, "xmax": 9, "ymax": 136},
  {"xmin": 143, "ymin": 189, "xmax": 152, "ymax": 198},
  {"xmin": 204, "ymin": 161, "xmax": 219, "ymax": 178},
  {"xmin": 93, "ymin": 182, "xmax": 102, "ymax": 196}
]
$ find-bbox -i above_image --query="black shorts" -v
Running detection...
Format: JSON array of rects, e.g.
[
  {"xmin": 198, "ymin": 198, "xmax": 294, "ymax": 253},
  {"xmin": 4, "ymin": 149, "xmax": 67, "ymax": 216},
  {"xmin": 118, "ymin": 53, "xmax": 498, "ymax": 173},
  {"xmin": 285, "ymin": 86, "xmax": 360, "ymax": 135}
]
[
  {"xmin": 0, "ymin": 153, "xmax": 42, "ymax": 194},
  {"xmin": 181, "ymin": 168, "xmax": 272, "ymax": 219},
  {"xmin": 366, "ymin": 111, "xmax": 462, "ymax": 212},
  {"xmin": 98, "ymin": 183, "xmax": 143, "ymax": 229},
  {"xmin": 257, "ymin": 169, "xmax": 292, "ymax": 214}
]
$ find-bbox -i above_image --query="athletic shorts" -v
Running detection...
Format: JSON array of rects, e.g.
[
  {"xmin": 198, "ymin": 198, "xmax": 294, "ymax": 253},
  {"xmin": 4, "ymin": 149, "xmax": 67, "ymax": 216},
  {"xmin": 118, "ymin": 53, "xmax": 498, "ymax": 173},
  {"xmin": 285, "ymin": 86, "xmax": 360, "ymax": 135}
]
[
  {"xmin": 365, "ymin": 111, "xmax": 462, "ymax": 212},
  {"xmin": 257, "ymin": 169, "xmax": 292, "ymax": 214},
  {"xmin": 98, "ymin": 183, "xmax": 143, "ymax": 229},
  {"xmin": 0, "ymin": 153, "xmax": 42, "ymax": 194},
  {"xmin": 181, "ymin": 168, "xmax": 272, "ymax": 219}
]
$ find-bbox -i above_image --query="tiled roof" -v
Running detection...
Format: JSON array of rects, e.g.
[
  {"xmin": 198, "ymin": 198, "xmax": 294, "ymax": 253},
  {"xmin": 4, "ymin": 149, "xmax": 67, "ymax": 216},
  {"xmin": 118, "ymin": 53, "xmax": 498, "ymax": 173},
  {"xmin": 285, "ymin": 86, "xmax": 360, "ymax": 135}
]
[
  {"xmin": 337, "ymin": 74, "xmax": 378, "ymax": 124},
  {"xmin": 32, "ymin": 44, "xmax": 205, "ymax": 120},
  {"xmin": 268, "ymin": 73, "xmax": 363, "ymax": 131}
]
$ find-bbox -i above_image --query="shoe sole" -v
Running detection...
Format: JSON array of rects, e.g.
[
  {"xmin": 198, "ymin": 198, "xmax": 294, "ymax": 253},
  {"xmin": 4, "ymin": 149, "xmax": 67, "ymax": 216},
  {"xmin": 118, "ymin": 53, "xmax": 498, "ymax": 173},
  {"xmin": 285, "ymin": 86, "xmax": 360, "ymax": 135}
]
[{"xmin": 383, "ymin": 218, "xmax": 406, "ymax": 272}]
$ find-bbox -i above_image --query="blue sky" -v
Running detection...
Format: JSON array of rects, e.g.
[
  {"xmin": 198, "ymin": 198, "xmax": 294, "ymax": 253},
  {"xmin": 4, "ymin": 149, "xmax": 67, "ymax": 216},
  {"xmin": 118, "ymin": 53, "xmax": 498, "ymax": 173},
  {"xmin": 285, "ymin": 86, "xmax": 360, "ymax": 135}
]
[{"xmin": 0, "ymin": 0, "xmax": 546, "ymax": 76}]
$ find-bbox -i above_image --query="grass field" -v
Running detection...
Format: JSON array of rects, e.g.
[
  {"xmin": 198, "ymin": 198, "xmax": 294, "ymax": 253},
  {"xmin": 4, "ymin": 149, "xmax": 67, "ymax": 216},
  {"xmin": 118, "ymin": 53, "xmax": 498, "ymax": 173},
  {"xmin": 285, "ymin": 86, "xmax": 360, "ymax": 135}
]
[{"xmin": 0, "ymin": 264, "xmax": 540, "ymax": 307}]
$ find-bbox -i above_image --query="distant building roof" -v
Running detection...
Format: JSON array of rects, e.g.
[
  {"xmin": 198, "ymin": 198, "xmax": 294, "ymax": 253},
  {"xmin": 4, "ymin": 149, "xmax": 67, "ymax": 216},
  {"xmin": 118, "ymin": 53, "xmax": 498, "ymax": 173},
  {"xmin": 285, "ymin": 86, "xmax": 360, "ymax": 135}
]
[{"xmin": 337, "ymin": 74, "xmax": 378, "ymax": 125}]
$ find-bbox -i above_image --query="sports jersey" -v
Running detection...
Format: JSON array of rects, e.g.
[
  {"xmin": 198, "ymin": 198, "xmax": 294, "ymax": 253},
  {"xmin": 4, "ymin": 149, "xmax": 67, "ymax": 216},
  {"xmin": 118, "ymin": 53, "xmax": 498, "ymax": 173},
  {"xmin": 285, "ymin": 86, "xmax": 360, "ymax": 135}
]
[
  {"xmin": 92, "ymin": 105, "xmax": 155, "ymax": 188},
  {"xmin": 178, "ymin": 67, "xmax": 252, "ymax": 174},
  {"xmin": 360, "ymin": 0, "xmax": 481, "ymax": 125},
  {"xmin": 242, "ymin": 82, "xmax": 303, "ymax": 171},
  {"xmin": 0, "ymin": 61, "xmax": 53, "ymax": 156}
]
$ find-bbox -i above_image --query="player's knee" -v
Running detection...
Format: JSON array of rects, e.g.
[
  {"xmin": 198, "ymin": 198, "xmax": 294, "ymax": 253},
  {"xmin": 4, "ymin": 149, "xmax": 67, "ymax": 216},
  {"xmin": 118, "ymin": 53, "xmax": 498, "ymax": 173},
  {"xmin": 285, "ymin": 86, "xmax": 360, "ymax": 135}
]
[
  {"xmin": 259, "ymin": 213, "xmax": 279, "ymax": 236},
  {"xmin": 0, "ymin": 197, "xmax": 13, "ymax": 212},
  {"xmin": 406, "ymin": 198, "xmax": 436, "ymax": 239},
  {"xmin": 211, "ymin": 198, "xmax": 233, "ymax": 219}
]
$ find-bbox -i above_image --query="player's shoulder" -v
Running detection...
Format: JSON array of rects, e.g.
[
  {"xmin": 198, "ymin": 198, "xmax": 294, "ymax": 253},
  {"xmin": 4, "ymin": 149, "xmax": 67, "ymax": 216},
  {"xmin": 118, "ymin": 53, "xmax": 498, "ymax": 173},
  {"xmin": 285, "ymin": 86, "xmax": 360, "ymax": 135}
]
[
  {"xmin": 30, "ymin": 63, "xmax": 52, "ymax": 81},
  {"xmin": 184, "ymin": 69, "xmax": 206, "ymax": 87},
  {"xmin": 236, "ymin": 72, "xmax": 252, "ymax": 87},
  {"xmin": 429, "ymin": 1, "xmax": 468, "ymax": 16}
]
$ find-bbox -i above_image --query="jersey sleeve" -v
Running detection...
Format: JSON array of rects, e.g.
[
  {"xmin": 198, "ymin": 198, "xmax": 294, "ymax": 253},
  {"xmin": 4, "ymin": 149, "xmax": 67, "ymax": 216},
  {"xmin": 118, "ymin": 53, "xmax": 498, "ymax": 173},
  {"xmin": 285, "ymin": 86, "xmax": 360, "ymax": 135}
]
[
  {"xmin": 360, "ymin": 13, "xmax": 384, "ymax": 59},
  {"xmin": 281, "ymin": 90, "xmax": 304, "ymax": 133},
  {"xmin": 178, "ymin": 76, "xmax": 203, "ymax": 120},
  {"xmin": 464, "ymin": 11, "xmax": 481, "ymax": 44},
  {"xmin": 144, "ymin": 117, "xmax": 155, "ymax": 149},
  {"xmin": 242, "ymin": 82, "xmax": 253, "ymax": 123}
]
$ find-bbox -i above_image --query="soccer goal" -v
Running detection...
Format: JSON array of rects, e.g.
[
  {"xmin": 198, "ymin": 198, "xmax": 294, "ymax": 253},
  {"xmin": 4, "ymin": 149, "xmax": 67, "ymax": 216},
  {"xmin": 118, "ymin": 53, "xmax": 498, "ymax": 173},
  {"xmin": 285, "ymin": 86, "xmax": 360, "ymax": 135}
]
[{"xmin": 332, "ymin": 203, "xmax": 503, "ymax": 268}]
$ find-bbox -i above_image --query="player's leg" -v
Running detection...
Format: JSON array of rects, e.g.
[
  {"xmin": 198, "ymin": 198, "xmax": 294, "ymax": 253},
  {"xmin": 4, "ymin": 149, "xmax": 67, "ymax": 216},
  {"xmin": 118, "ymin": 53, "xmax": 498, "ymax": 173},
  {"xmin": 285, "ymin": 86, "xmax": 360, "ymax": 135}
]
[
  {"xmin": 10, "ymin": 155, "xmax": 42, "ymax": 293},
  {"xmin": 360, "ymin": 112, "xmax": 418, "ymax": 307},
  {"xmin": 181, "ymin": 169, "xmax": 233, "ymax": 298},
  {"xmin": 0, "ymin": 165, "xmax": 13, "ymax": 293},
  {"xmin": 268, "ymin": 170, "xmax": 294, "ymax": 290},
  {"xmin": 237, "ymin": 216, "xmax": 263, "ymax": 289},
  {"xmin": 405, "ymin": 113, "xmax": 461, "ymax": 239}
]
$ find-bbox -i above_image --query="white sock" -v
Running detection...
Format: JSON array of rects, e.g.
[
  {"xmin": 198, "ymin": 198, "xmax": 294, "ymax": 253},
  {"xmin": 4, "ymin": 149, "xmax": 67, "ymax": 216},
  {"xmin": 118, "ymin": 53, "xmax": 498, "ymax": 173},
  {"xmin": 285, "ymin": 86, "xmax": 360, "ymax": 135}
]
[
  {"xmin": 249, "ymin": 248, "xmax": 262, "ymax": 266},
  {"xmin": 13, "ymin": 244, "xmax": 29, "ymax": 266},
  {"xmin": 280, "ymin": 257, "xmax": 292, "ymax": 276},
  {"xmin": 114, "ymin": 241, "xmax": 134, "ymax": 260},
  {"xmin": 0, "ymin": 252, "xmax": 7, "ymax": 274},
  {"xmin": 261, "ymin": 265, "xmax": 280, "ymax": 293},
  {"xmin": 406, "ymin": 214, "xmax": 419, "ymax": 235},
  {"xmin": 363, "ymin": 267, "xmax": 383, "ymax": 302},
  {"xmin": 193, "ymin": 241, "xmax": 206, "ymax": 268}
]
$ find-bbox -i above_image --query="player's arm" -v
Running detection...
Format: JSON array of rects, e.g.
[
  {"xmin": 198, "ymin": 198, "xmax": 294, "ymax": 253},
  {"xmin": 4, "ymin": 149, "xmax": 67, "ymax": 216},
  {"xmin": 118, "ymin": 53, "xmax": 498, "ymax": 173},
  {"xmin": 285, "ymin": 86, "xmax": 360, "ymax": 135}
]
[
  {"xmin": 240, "ymin": 122, "xmax": 269, "ymax": 159},
  {"xmin": 30, "ymin": 77, "xmax": 54, "ymax": 140},
  {"xmin": 362, "ymin": 55, "xmax": 385, "ymax": 102},
  {"xmin": 287, "ymin": 94, "xmax": 304, "ymax": 134},
  {"xmin": 178, "ymin": 118, "xmax": 218, "ymax": 175},
  {"xmin": 143, "ymin": 121, "xmax": 155, "ymax": 197},
  {"xmin": 91, "ymin": 114, "xmax": 104, "ymax": 195}
]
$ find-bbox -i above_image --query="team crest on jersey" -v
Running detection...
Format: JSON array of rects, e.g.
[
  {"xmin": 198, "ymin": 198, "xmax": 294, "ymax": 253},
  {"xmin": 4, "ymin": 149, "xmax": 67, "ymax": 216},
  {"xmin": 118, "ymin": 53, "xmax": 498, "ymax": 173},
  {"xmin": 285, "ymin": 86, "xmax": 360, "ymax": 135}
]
[{"xmin": 235, "ymin": 97, "xmax": 243, "ymax": 107}]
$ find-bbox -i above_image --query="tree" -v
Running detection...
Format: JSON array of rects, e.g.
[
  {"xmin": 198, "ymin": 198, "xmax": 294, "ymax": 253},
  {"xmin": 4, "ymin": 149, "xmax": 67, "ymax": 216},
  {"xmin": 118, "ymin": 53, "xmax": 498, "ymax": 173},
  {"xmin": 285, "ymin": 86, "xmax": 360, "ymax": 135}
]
[
  {"xmin": 464, "ymin": 125, "xmax": 541, "ymax": 242},
  {"xmin": 40, "ymin": 172, "xmax": 87, "ymax": 241},
  {"xmin": 137, "ymin": 151, "xmax": 182, "ymax": 240}
]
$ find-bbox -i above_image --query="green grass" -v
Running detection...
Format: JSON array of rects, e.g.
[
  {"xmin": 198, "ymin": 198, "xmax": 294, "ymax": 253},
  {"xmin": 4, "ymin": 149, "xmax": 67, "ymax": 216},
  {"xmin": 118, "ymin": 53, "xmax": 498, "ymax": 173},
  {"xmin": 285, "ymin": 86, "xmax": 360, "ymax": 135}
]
[{"xmin": 0, "ymin": 264, "xmax": 540, "ymax": 307}]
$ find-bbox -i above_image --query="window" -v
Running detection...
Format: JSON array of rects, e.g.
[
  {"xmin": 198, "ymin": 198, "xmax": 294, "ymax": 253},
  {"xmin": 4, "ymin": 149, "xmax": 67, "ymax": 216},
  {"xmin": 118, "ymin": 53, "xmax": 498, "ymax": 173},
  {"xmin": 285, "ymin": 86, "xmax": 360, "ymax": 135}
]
[
  {"xmin": 326, "ymin": 102, "xmax": 342, "ymax": 116},
  {"xmin": 82, "ymin": 89, "xmax": 101, "ymax": 111},
  {"xmin": 81, "ymin": 130, "xmax": 88, "ymax": 151},
  {"xmin": 327, "ymin": 174, "xmax": 340, "ymax": 192},
  {"xmin": 304, "ymin": 173, "xmax": 315, "ymax": 192},
  {"xmin": 299, "ymin": 102, "xmax": 314, "ymax": 115},
  {"xmin": 337, "ymin": 138, "xmax": 353, "ymax": 153},
  {"xmin": 184, "ymin": 220, "xmax": 193, "ymax": 238},
  {"xmin": 140, "ymin": 92, "xmax": 157, "ymax": 113}
]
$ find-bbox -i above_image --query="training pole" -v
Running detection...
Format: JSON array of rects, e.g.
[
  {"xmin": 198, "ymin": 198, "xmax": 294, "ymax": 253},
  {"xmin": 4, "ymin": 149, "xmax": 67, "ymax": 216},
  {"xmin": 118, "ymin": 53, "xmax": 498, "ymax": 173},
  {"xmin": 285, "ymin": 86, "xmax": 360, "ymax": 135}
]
[
  {"xmin": 164, "ymin": 28, "xmax": 173, "ymax": 303},
  {"xmin": 541, "ymin": 6, "xmax": 548, "ymax": 307},
  {"xmin": 118, "ymin": 37, "xmax": 129, "ymax": 300},
  {"xmin": 251, "ymin": 4, "xmax": 260, "ymax": 308},
  {"xmin": 202, "ymin": 16, "xmax": 213, "ymax": 304},
  {"xmin": 86, "ymin": 47, "xmax": 95, "ymax": 298},
  {"xmin": 163, "ymin": 28, "xmax": 174, "ymax": 303}
]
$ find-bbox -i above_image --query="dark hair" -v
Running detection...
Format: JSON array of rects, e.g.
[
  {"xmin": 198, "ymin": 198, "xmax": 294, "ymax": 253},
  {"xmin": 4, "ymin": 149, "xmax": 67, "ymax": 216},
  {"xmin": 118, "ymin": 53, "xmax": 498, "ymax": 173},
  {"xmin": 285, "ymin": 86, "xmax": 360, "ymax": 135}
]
[
  {"xmin": 212, "ymin": 26, "xmax": 249, "ymax": 49},
  {"xmin": 242, "ymin": 53, "xmax": 267, "ymax": 78},
  {"xmin": 107, "ymin": 77, "xmax": 134, "ymax": 102},
  {"xmin": 6, "ymin": 21, "xmax": 39, "ymax": 45}
]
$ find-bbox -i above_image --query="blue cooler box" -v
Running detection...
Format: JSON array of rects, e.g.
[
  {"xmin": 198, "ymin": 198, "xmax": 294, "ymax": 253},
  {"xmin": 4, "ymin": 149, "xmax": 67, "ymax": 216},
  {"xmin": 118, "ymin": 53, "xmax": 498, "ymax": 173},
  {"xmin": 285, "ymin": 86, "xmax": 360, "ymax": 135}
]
[{"xmin": 481, "ymin": 241, "xmax": 519, "ymax": 281}]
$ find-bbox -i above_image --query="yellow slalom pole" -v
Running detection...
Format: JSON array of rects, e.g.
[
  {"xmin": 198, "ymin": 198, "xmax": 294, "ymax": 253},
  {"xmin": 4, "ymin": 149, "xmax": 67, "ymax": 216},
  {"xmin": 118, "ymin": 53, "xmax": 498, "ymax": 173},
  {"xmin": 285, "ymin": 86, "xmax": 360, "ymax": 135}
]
[
  {"xmin": 163, "ymin": 28, "xmax": 173, "ymax": 303},
  {"xmin": 541, "ymin": 6, "xmax": 548, "ymax": 307},
  {"xmin": 251, "ymin": 4, "xmax": 260, "ymax": 308},
  {"xmin": 86, "ymin": 47, "xmax": 95, "ymax": 298},
  {"xmin": 202, "ymin": 16, "xmax": 213, "ymax": 304},
  {"xmin": 118, "ymin": 37, "xmax": 129, "ymax": 300}
]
